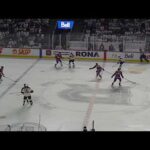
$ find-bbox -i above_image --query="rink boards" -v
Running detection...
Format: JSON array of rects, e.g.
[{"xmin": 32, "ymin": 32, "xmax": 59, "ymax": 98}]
[{"xmin": 0, "ymin": 48, "xmax": 150, "ymax": 63}]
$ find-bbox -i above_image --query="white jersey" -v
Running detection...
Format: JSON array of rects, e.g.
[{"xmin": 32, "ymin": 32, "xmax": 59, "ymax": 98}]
[
  {"xmin": 21, "ymin": 86, "xmax": 33, "ymax": 97},
  {"xmin": 69, "ymin": 54, "xmax": 75, "ymax": 60},
  {"xmin": 118, "ymin": 57, "xmax": 124, "ymax": 62}
]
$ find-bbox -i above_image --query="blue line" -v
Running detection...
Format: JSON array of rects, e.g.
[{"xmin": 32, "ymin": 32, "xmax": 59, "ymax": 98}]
[{"xmin": 0, "ymin": 59, "xmax": 40, "ymax": 100}]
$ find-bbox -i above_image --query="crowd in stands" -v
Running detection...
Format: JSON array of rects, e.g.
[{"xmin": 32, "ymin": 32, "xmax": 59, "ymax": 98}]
[
  {"xmin": 79, "ymin": 19, "xmax": 149, "ymax": 35},
  {"xmin": 70, "ymin": 19, "xmax": 150, "ymax": 52},
  {"xmin": 0, "ymin": 19, "xmax": 51, "ymax": 48},
  {"xmin": 0, "ymin": 19, "xmax": 149, "ymax": 50}
]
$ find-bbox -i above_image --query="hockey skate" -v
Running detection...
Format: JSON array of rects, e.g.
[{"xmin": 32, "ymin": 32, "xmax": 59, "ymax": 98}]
[
  {"xmin": 99, "ymin": 75, "xmax": 102, "ymax": 80},
  {"xmin": 146, "ymin": 59, "xmax": 149, "ymax": 63},
  {"xmin": 30, "ymin": 100, "xmax": 33, "ymax": 105},
  {"xmin": 73, "ymin": 64, "xmax": 75, "ymax": 68},
  {"xmin": 23, "ymin": 100, "xmax": 25, "ymax": 106}
]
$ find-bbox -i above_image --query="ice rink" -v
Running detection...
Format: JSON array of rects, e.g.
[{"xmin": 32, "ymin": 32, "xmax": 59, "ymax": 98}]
[{"xmin": 0, "ymin": 58, "xmax": 150, "ymax": 131}]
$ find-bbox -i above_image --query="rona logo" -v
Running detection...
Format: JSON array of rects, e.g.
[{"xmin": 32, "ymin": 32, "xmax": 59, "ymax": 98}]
[
  {"xmin": 76, "ymin": 51, "xmax": 100, "ymax": 57},
  {"xmin": 61, "ymin": 22, "xmax": 70, "ymax": 28}
]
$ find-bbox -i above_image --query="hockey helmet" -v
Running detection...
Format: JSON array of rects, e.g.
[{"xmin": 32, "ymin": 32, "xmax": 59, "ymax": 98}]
[{"xmin": 24, "ymin": 84, "xmax": 28, "ymax": 87}]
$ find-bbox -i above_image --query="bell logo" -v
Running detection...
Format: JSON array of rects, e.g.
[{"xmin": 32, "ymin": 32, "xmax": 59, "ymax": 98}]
[
  {"xmin": 57, "ymin": 20, "xmax": 74, "ymax": 30},
  {"xmin": 61, "ymin": 22, "xmax": 70, "ymax": 28}
]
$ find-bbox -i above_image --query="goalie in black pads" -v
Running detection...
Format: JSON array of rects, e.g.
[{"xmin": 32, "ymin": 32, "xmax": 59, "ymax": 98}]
[{"xmin": 21, "ymin": 84, "xmax": 34, "ymax": 106}]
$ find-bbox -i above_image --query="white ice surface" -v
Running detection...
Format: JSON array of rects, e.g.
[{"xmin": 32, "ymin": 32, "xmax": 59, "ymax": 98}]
[{"xmin": 0, "ymin": 58, "xmax": 150, "ymax": 131}]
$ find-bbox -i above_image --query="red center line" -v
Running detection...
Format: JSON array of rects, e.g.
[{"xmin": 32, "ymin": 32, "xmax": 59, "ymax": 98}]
[
  {"xmin": 82, "ymin": 81, "xmax": 99, "ymax": 128},
  {"xmin": 82, "ymin": 61, "xmax": 106, "ymax": 129}
]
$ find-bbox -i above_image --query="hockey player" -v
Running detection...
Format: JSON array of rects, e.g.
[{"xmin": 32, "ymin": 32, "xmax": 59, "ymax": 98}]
[
  {"xmin": 89, "ymin": 63, "xmax": 104, "ymax": 79},
  {"xmin": 0, "ymin": 66, "xmax": 5, "ymax": 81},
  {"xmin": 21, "ymin": 84, "xmax": 34, "ymax": 106},
  {"xmin": 117, "ymin": 56, "xmax": 125, "ymax": 69},
  {"xmin": 140, "ymin": 52, "xmax": 149, "ymax": 63},
  {"xmin": 83, "ymin": 126, "xmax": 87, "ymax": 132},
  {"xmin": 55, "ymin": 52, "xmax": 63, "ymax": 68},
  {"xmin": 111, "ymin": 68, "xmax": 124, "ymax": 86},
  {"xmin": 69, "ymin": 53, "xmax": 75, "ymax": 68}
]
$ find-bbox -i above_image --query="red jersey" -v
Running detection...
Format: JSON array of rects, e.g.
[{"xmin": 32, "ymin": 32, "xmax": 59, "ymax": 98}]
[
  {"xmin": 90, "ymin": 64, "xmax": 104, "ymax": 72},
  {"xmin": 112, "ymin": 70, "xmax": 124, "ymax": 79},
  {"xmin": 0, "ymin": 67, "xmax": 4, "ymax": 76},
  {"xmin": 55, "ymin": 53, "xmax": 62, "ymax": 60}
]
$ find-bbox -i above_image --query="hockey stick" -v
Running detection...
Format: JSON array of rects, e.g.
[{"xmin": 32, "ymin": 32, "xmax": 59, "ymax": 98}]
[
  {"xmin": 54, "ymin": 61, "xmax": 68, "ymax": 68},
  {"xmin": 63, "ymin": 61, "xmax": 69, "ymax": 66},
  {"xmin": 104, "ymin": 70, "xmax": 137, "ymax": 84},
  {"xmin": 5, "ymin": 76, "xmax": 17, "ymax": 82},
  {"xmin": 112, "ymin": 63, "xmax": 118, "ymax": 68},
  {"xmin": 9, "ymin": 92, "xmax": 22, "ymax": 96},
  {"xmin": 9, "ymin": 91, "xmax": 19, "ymax": 94},
  {"xmin": 124, "ymin": 78, "xmax": 137, "ymax": 84},
  {"xmin": 63, "ymin": 61, "xmax": 76, "ymax": 68},
  {"xmin": 104, "ymin": 69, "xmax": 112, "ymax": 75}
]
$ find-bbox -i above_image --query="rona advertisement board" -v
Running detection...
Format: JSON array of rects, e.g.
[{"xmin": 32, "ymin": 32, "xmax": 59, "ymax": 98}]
[
  {"xmin": 75, "ymin": 51, "xmax": 103, "ymax": 58},
  {"xmin": 1, "ymin": 48, "xmax": 150, "ymax": 62},
  {"xmin": 42, "ymin": 50, "xmax": 103, "ymax": 60},
  {"xmin": 51, "ymin": 50, "xmax": 103, "ymax": 58}
]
